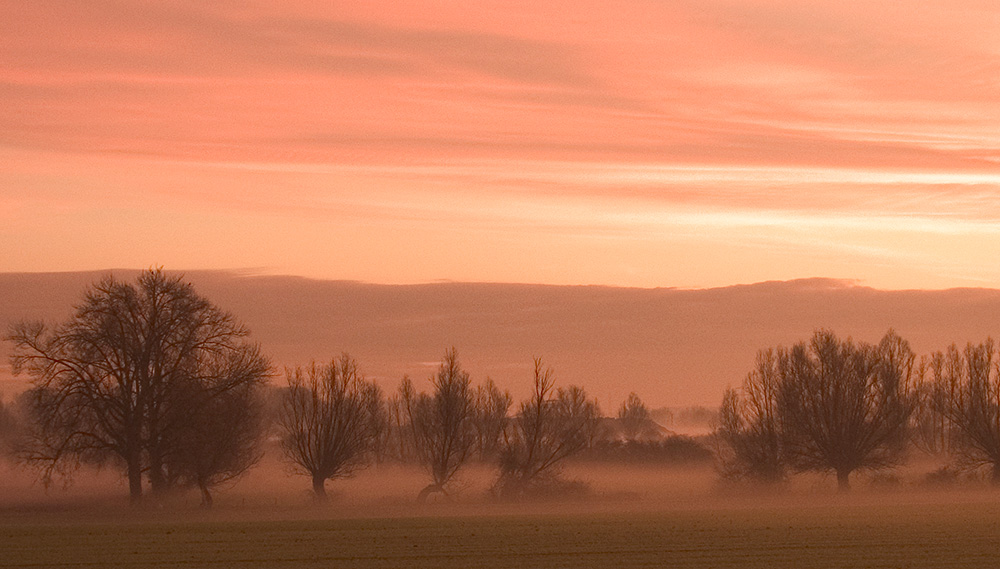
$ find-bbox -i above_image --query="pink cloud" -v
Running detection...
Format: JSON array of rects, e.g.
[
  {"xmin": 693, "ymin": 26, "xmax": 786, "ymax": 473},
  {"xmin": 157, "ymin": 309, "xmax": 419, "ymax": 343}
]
[
  {"xmin": 2, "ymin": 0, "xmax": 997, "ymax": 169},
  {"xmin": 2, "ymin": 0, "xmax": 1000, "ymax": 289}
]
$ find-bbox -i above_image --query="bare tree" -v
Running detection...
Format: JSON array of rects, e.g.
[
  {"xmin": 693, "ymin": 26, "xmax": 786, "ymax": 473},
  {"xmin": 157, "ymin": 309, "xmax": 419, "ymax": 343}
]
[
  {"xmin": 363, "ymin": 382, "xmax": 390, "ymax": 464},
  {"xmin": 715, "ymin": 349, "xmax": 784, "ymax": 484},
  {"xmin": 408, "ymin": 348, "xmax": 477, "ymax": 502},
  {"xmin": 7, "ymin": 269, "xmax": 270, "ymax": 504},
  {"xmin": 162, "ymin": 379, "xmax": 265, "ymax": 507},
  {"xmin": 558, "ymin": 384, "xmax": 604, "ymax": 448},
  {"xmin": 0, "ymin": 395, "xmax": 19, "ymax": 460},
  {"xmin": 494, "ymin": 358, "xmax": 600, "ymax": 499},
  {"xmin": 778, "ymin": 330, "xmax": 915, "ymax": 491},
  {"xmin": 473, "ymin": 378, "xmax": 512, "ymax": 461},
  {"xmin": 910, "ymin": 352, "xmax": 958, "ymax": 456},
  {"xmin": 387, "ymin": 377, "xmax": 418, "ymax": 463},
  {"xmin": 277, "ymin": 356, "xmax": 382, "ymax": 501},
  {"xmin": 618, "ymin": 392, "xmax": 653, "ymax": 441},
  {"xmin": 930, "ymin": 339, "xmax": 1000, "ymax": 482}
]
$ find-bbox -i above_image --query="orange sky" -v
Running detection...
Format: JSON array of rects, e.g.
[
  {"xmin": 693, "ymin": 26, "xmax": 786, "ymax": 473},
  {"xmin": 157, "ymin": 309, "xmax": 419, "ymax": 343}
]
[{"xmin": 2, "ymin": 0, "xmax": 999, "ymax": 288}]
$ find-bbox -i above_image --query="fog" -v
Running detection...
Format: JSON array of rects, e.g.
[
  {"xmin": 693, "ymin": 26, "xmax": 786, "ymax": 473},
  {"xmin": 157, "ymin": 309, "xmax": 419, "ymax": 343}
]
[{"xmin": 3, "ymin": 449, "xmax": 998, "ymax": 527}]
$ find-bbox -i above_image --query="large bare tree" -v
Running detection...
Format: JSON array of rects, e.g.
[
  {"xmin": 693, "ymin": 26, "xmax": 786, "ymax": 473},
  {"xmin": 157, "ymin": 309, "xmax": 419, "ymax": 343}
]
[
  {"xmin": 277, "ymin": 356, "xmax": 382, "ymax": 501},
  {"xmin": 778, "ymin": 330, "xmax": 915, "ymax": 491},
  {"xmin": 929, "ymin": 339, "xmax": 1000, "ymax": 481},
  {"xmin": 406, "ymin": 348, "xmax": 477, "ymax": 502},
  {"xmin": 494, "ymin": 358, "xmax": 600, "ymax": 498},
  {"xmin": 8, "ymin": 269, "xmax": 270, "ymax": 504}
]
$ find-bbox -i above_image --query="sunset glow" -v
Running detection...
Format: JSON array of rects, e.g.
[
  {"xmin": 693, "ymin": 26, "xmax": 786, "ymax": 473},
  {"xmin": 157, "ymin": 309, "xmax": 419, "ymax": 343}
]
[{"xmin": 3, "ymin": 0, "xmax": 999, "ymax": 288}]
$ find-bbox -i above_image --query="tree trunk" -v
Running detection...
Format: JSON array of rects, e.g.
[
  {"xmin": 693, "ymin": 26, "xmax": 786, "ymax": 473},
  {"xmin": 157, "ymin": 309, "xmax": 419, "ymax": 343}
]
[
  {"xmin": 836, "ymin": 469, "xmax": 851, "ymax": 492},
  {"xmin": 312, "ymin": 475, "xmax": 327, "ymax": 501},
  {"xmin": 417, "ymin": 484, "xmax": 445, "ymax": 504},
  {"xmin": 199, "ymin": 482, "xmax": 213, "ymax": 509},
  {"xmin": 148, "ymin": 446, "xmax": 167, "ymax": 496},
  {"xmin": 127, "ymin": 452, "xmax": 143, "ymax": 505}
]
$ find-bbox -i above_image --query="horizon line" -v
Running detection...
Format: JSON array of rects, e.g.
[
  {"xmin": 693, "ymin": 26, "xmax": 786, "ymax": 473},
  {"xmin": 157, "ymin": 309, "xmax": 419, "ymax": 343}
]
[{"xmin": 4, "ymin": 267, "xmax": 997, "ymax": 294}]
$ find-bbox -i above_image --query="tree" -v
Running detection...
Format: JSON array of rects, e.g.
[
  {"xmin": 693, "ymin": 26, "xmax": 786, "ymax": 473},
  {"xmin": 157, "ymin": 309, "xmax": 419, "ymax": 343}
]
[
  {"xmin": 778, "ymin": 330, "xmax": 915, "ymax": 491},
  {"xmin": 387, "ymin": 377, "xmax": 418, "ymax": 462},
  {"xmin": 162, "ymin": 379, "xmax": 265, "ymax": 507},
  {"xmin": 472, "ymin": 378, "xmax": 512, "ymax": 461},
  {"xmin": 0, "ymin": 395, "xmax": 19, "ymax": 459},
  {"xmin": 407, "ymin": 348, "xmax": 477, "ymax": 502},
  {"xmin": 277, "ymin": 356, "xmax": 382, "ymax": 501},
  {"xmin": 363, "ymin": 383, "xmax": 390, "ymax": 464},
  {"xmin": 930, "ymin": 339, "xmax": 1000, "ymax": 482},
  {"xmin": 8, "ymin": 269, "xmax": 270, "ymax": 504},
  {"xmin": 716, "ymin": 349, "xmax": 784, "ymax": 484},
  {"xmin": 910, "ymin": 351, "xmax": 958, "ymax": 456},
  {"xmin": 557, "ymin": 384, "xmax": 604, "ymax": 448},
  {"xmin": 618, "ymin": 392, "xmax": 653, "ymax": 441},
  {"xmin": 494, "ymin": 358, "xmax": 600, "ymax": 498}
]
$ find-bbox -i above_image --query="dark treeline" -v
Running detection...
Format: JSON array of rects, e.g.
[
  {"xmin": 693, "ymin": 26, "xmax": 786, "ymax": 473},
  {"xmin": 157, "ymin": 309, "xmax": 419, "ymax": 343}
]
[
  {"xmin": 718, "ymin": 329, "xmax": 1000, "ymax": 491},
  {"xmin": 2, "ymin": 269, "xmax": 699, "ymax": 508}
]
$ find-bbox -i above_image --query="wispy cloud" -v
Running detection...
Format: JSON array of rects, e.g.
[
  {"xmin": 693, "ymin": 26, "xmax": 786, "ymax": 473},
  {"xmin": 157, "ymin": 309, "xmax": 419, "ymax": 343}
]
[{"xmin": 3, "ymin": 0, "xmax": 998, "ymax": 167}]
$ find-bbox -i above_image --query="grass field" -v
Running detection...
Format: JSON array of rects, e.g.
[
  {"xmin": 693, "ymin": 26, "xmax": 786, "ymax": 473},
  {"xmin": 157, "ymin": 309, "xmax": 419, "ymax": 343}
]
[{"xmin": 4, "ymin": 497, "xmax": 1000, "ymax": 568}]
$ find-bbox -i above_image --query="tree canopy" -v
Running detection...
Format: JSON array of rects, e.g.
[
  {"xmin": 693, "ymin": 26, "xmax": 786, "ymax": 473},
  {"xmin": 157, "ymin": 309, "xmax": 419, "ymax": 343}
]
[{"xmin": 8, "ymin": 269, "xmax": 270, "ymax": 504}]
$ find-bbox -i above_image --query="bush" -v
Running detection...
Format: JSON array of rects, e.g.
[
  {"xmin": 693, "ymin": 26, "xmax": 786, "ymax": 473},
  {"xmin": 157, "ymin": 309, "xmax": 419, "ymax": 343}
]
[
  {"xmin": 922, "ymin": 466, "xmax": 961, "ymax": 487},
  {"xmin": 868, "ymin": 472, "xmax": 902, "ymax": 490},
  {"xmin": 578, "ymin": 436, "xmax": 713, "ymax": 466}
]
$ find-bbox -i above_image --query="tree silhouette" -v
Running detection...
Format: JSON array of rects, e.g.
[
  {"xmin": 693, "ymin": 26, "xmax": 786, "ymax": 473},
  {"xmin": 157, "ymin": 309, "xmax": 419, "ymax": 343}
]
[
  {"xmin": 910, "ymin": 351, "xmax": 959, "ymax": 456},
  {"xmin": 716, "ymin": 349, "xmax": 784, "ymax": 484},
  {"xmin": 406, "ymin": 348, "xmax": 477, "ymax": 502},
  {"xmin": 387, "ymin": 377, "xmax": 418, "ymax": 462},
  {"xmin": 0, "ymin": 395, "xmax": 19, "ymax": 459},
  {"xmin": 162, "ymin": 379, "xmax": 265, "ymax": 507},
  {"xmin": 930, "ymin": 339, "xmax": 1000, "ymax": 482},
  {"xmin": 494, "ymin": 358, "xmax": 600, "ymax": 498},
  {"xmin": 473, "ymin": 378, "xmax": 512, "ymax": 461},
  {"xmin": 778, "ymin": 330, "xmax": 914, "ymax": 491},
  {"xmin": 277, "ymin": 356, "xmax": 382, "ymax": 501},
  {"xmin": 559, "ymin": 384, "xmax": 604, "ymax": 448},
  {"xmin": 8, "ymin": 269, "xmax": 269, "ymax": 504},
  {"xmin": 618, "ymin": 392, "xmax": 653, "ymax": 441}
]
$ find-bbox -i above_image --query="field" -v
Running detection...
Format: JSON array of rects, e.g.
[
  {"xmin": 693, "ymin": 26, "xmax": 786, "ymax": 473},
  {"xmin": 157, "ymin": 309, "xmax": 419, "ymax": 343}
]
[{"xmin": 4, "ymin": 496, "xmax": 1000, "ymax": 568}]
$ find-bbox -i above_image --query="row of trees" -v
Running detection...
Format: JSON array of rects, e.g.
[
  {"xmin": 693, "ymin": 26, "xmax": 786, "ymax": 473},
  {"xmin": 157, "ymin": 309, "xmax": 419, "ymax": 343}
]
[
  {"xmin": 277, "ymin": 351, "xmax": 603, "ymax": 502},
  {"xmin": 4, "ymin": 269, "xmax": 622, "ymax": 506},
  {"xmin": 717, "ymin": 330, "xmax": 1000, "ymax": 490},
  {"xmin": 20, "ymin": 269, "xmax": 1000, "ymax": 503}
]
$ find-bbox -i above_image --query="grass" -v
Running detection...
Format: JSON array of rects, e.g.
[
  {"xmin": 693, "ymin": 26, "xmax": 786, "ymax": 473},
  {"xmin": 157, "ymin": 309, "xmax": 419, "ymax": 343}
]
[{"xmin": 4, "ymin": 497, "xmax": 1000, "ymax": 568}]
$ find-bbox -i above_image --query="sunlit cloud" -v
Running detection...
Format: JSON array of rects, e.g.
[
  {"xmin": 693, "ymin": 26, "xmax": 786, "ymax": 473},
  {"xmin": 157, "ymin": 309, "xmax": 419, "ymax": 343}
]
[{"xmin": 1, "ymin": 0, "xmax": 999, "ymax": 289}]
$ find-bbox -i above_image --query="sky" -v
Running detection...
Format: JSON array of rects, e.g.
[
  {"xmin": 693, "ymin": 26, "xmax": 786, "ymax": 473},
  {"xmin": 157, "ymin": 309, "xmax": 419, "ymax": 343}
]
[{"xmin": 2, "ymin": 0, "xmax": 1000, "ymax": 289}]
